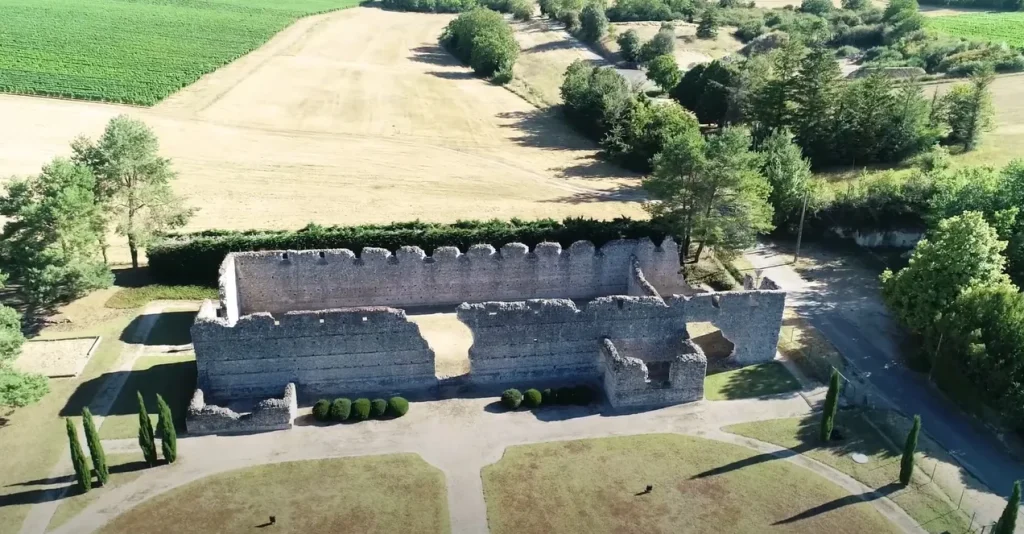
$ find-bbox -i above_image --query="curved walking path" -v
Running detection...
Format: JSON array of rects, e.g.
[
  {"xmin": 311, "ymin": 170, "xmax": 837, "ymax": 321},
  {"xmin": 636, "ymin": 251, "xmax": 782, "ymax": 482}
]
[{"xmin": 46, "ymin": 393, "xmax": 922, "ymax": 534}]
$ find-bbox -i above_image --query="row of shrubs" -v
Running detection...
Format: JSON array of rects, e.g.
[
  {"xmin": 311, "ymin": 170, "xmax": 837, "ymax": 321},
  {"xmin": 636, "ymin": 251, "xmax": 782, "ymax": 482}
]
[
  {"xmin": 146, "ymin": 217, "xmax": 666, "ymax": 286},
  {"xmin": 311, "ymin": 396, "xmax": 409, "ymax": 422},
  {"xmin": 381, "ymin": 0, "xmax": 533, "ymax": 17},
  {"xmin": 440, "ymin": 8, "xmax": 520, "ymax": 81},
  {"xmin": 500, "ymin": 385, "xmax": 596, "ymax": 409}
]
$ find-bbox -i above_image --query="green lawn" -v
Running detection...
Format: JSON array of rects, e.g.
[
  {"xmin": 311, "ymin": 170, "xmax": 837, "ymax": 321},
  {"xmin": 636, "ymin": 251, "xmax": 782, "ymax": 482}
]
[
  {"xmin": 704, "ymin": 361, "xmax": 801, "ymax": 400},
  {"xmin": 0, "ymin": 0, "xmax": 360, "ymax": 105},
  {"xmin": 726, "ymin": 414, "xmax": 971, "ymax": 533},
  {"xmin": 0, "ymin": 311, "xmax": 136, "ymax": 534},
  {"xmin": 98, "ymin": 354, "xmax": 196, "ymax": 439},
  {"xmin": 927, "ymin": 12, "xmax": 1024, "ymax": 48},
  {"xmin": 47, "ymin": 453, "xmax": 148, "ymax": 532},
  {"xmin": 97, "ymin": 454, "xmax": 450, "ymax": 534},
  {"xmin": 105, "ymin": 286, "xmax": 216, "ymax": 309},
  {"xmin": 482, "ymin": 434, "xmax": 901, "ymax": 534}
]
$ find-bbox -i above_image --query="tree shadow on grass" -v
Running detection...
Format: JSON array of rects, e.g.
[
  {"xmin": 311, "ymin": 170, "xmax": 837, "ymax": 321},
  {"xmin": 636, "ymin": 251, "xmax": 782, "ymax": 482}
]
[
  {"xmin": 0, "ymin": 486, "xmax": 74, "ymax": 508},
  {"xmin": 495, "ymin": 110, "xmax": 605, "ymax": 152},
  {"xmin": 692, "ymin": 445, "xmax": 814, "ymax": 480},
  {"xmin": 707, "ymin": 362, "xmax": 802, "ymax": 401},
  {"xmin": 426, "ymin": 70, "xmax": 477, "ymax": 80},
  {"xmin": 542, "ymin": 185, "xmax": 645, "ymax": 204},
  {"xmin": 774, "ymin": 482, "xmax": 903, "ymax": 525},
  {"xmin": 409, "ymin": 45, "xmax": 460, "ymax": 67},
  {"xmin": 122, "ymin": 310, "xmax": 195, "ymax": 346}
]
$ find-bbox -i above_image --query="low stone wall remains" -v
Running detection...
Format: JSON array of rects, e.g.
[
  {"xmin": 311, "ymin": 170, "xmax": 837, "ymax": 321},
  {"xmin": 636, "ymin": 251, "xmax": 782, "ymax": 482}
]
[
  {"xmin": 680, "ymin": 289, "xmax": 785, "ymax": 365},
  {"xmin": 225, "ymin": 238, "xmax": 681, "ymax": 314},
  {"xmin": 191, "ymin": 301, "xmax": 436, "ymax": 399},
  {"xmin": 186, "ymin": 383, "xmax": 297, "ymax": 435},
  {"xmin": 600, "ymin": 338, "xmax": 706, "ymax": 409}
]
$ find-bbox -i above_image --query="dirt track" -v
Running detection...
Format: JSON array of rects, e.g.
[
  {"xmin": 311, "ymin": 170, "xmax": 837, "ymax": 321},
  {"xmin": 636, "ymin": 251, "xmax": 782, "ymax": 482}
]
[{"xmin": 0, "ymin": 8, "xmax": 643, "ymax": 261}]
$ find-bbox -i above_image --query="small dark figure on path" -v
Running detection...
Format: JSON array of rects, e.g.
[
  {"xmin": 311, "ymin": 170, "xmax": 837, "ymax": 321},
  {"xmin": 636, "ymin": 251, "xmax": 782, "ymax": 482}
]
[
  {"xmin": 270, "ymin": 516, "xmax": 276, "ymax": 525},
  {"xmin": 635, "ymin": 484, "xmax": 653, "ymax": 496}
]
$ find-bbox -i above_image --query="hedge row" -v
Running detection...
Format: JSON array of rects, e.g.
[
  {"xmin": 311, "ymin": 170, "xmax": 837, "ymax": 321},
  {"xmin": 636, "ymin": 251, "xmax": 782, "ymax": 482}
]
[
  {"xmin": 500, "ymin": 385, "xmax": 596, "ymax": 410},
  {"xmin": 312, "ymin": 396, "xmax": 409, "ymax": 423},
  {"xmin": 146, "ymin": 218, "xmax": 667, "ymax": 286}
]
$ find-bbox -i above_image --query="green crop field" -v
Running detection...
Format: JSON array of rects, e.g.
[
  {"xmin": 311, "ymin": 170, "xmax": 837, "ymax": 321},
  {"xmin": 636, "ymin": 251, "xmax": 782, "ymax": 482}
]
[
  {"xmin": 926, "ymin": 12, "xmax": 1024, "ymax": 48},
  {"xmin": 0, "ymin": 0, "xmax": 360, "ymax": 106}
]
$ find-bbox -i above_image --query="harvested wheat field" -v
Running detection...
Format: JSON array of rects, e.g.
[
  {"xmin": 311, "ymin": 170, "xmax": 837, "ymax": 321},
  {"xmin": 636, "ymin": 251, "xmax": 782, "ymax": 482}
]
[
  {"xmin": 603, "ymin": 21, "xmax": 744, "ymax": 68},
  {"xmin": 0, "ymin": 8, "xmax": 643, "ymax": 248}
]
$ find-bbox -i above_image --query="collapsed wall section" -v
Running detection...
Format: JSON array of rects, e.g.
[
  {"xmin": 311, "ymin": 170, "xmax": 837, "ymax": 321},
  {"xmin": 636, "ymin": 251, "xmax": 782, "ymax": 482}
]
[
  {"xmin": 186, "ymin": 383, "xmax": 297, "ymax": 435},
  {"xmin": 600, "ymin": 338, "xmax": 706, "ymax": 409},
  {"xmin": 225, "ymin": 238, "xmax": 681, "ymax": 315},
  {"xmin": 456, "ymin": 296, "xmax": 689, "ymax": 385},
  {"xmin": 672, "ymin": 286, "xmax": 785, "ymax": 365},
  {"xmin": 191, "ymin": 301, "xmax": 435, "ymax": 400}
]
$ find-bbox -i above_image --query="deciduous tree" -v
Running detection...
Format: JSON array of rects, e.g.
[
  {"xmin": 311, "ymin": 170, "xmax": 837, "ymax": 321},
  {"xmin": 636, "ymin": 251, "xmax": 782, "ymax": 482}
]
[{"xmin": 940, "ymin": 66, "xmax": 995, "ymax": 151}]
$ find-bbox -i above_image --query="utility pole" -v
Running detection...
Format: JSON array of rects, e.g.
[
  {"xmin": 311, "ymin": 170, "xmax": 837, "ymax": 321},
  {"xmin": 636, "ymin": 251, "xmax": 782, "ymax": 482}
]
[{"xmin": 794, "ymin": 188, "xmax": 810, "ymax": 264}]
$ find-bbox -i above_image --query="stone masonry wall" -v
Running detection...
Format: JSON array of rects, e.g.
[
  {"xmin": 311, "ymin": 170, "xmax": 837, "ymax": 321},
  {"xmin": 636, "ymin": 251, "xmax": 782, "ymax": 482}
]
[
  {"xmin": 191, "ymin": 301, "xmax": 436, "ymax": 400},
  {"xmin": 186, "ymin": 383, "xmax": 297, "ymax": 435},
  {"xmin": 600, "ymin": 338, "xmax": 706, "ymax": 409},
  {"xmin": 226, "ymin": 238, "xmax": 681, "ymax": 315},
  {"xmin": 677, "ymin": 287, "xmax": 785, "ymax": 365},
  {"xmin": 456, "ymin": 296, "xmax": 689, "ymax": 385}
]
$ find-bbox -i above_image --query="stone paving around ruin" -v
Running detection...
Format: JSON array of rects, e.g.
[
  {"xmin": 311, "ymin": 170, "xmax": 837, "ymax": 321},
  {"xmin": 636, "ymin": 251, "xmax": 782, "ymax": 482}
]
[{"xmin": 45, "ymin": 394, "xmax": 925, "ymax": 534}]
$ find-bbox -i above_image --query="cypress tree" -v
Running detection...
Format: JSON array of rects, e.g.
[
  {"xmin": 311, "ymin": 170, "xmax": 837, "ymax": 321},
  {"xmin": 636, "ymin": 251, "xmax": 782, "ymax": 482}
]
[
  {"xmin": 820, "ymin": 369, "xmax": 841, "ymax": 442},
  {"xmin": 81, "ymin": 407, "xmax": 109, "ymax": 485},
  {"xmin": 156, "ymin": 394, "xmax": 177, "ymax": 463},
  {"xmin": 995, "ymin": 481, "xmax": 1021, "ymax": 534},
  {"xmin": 65, "ymin": 418, "xmax": 92, "ymax": 492},
  {"xmin": 137, "ymin": 391, "xmax": 157, "ymax": 466},
  {"xmin": 899, "ymin": 415, "xmax": 921, "ymax": 486}
]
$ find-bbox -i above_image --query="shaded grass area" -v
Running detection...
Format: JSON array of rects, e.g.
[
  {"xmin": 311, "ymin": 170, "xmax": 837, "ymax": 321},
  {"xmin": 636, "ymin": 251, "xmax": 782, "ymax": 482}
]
[
  {"xmin": 105, "ymin": 286, "xmax": 216, "ymax": 309},
  {"xmin": 97, "ymin": 454, "xmax": 450, "ymax": 534},
  {"xmin": 778, "ymin": 308, "xmax": 845, "ymax": 384},
  {"xmin": 0, "ymin": 311, "xmax": 136, "ymax": 534},
  {"xmin": 726, "ymin": 414, "xmax": 972, "ymax": 533},
  {"xmin": 97, "ymin": 354, "xmax": 197, "ymax": 440},
  {"xmin": 46, "ymin": 453, "xmax": 148, "ymax": 532},
  {"xmin": 141, "ymin": 310, "xmax": 196, "ymax": 346},
  {"xmin": 482, "ymin": 433, "xmax": 901, "ymax": 534},
  {"xmin": 704, "ymin": 362, "xmax": 801, "ymax": 401}
]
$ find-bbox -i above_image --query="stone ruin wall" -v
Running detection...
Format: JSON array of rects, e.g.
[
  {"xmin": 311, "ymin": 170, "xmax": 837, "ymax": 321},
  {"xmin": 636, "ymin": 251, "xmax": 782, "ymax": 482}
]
[
  {"xmin": 186, "ymin": 382, "xmax": 297, "ymax": 435},
  {"xmin": 191, "ymin": 301, "xmax": 436, "ymax": 401},
  {"xmin": 226, "ymin": 238, "xmax": 681, "ymax": 315},
  {"xmin": 679, "ymin": 287, "xmax": 786, "ymax": 365},
  {"xmin": 600, "ymin": 337, "xmax": 706, "ymax": 409}
]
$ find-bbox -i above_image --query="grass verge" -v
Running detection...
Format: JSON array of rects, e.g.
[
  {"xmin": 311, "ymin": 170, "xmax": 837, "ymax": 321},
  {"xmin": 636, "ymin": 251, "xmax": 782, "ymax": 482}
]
[
  {"xmin": 96, "ymin": 454, "xmax": 450, "ymax": 534},
  {"xmin": 0, "ymin": 311, "xmax": 135, "ymax": 534},
  {"xmin": 104, "ymin": 286, "xmax": 217, "ymax": 309},
  {"xmin": 704, "ymin": 361, "xmax": 801, "ymax": 401},
  {"xmin": 98, "ymin": 354, "xmax": 196, "ymax": 440},
  {"xmin": 482, "ymin": 433, "xmax": 901, "ymax": 533},
  {"xmin": 46, "ymin": 453, "xmax": 147, "ymax": 532},
  {"xmin": 778, "ymin": 308, "xmax": 845, "ymax": 384},
  {"xmin": 725, "ymin": 413, "xmax": 972, "ymax": 533}
]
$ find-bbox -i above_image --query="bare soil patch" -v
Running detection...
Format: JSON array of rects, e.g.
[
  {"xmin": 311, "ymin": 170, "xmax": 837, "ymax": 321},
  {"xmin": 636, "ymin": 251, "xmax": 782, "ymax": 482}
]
[{"xmin": 0, "ymin": 8, "xmax": 643, "ymax": 264}]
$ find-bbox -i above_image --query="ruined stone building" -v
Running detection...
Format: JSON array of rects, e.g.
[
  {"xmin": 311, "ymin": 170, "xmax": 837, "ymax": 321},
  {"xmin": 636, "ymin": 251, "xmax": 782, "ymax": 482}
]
[{"xmin": 188, "ymin": 238, "xmax": 785, "ymax": 433}]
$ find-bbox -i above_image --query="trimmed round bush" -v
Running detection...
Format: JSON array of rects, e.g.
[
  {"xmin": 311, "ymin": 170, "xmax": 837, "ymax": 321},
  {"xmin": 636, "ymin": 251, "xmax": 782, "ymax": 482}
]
[
  {"xmin": 523, "ymin": 388, "xmax": 543, "ymax": 408},
  {"xmin": 388, "ymin": 396, "xmax": 410, "ymax": 417},
  {"xmin": 352, "ymin": 398, "xmax": 372, "ymax": 421},
  {"xmin": 501, "ymin": 388, "xmax": 523, "ymax": 410},
  {"xmin": 312, "ymin": 399, "xmax": 331, "ymax": 422},
  {"xmin": 330, "ymin": 398, "xmax": 352, "ymax": 422},
  {"xmin": 370, "ymin": 398, "xmax": 388, "ymax": 418}
]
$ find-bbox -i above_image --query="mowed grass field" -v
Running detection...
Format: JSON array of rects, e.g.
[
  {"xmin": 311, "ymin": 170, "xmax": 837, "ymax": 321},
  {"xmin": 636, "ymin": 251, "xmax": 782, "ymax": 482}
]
[
  {"xmin": 482, "ymin": 434, "xmax": 901, "ymax": 533},
  {"xmin": 0, "ymin": 0, "xmax": 359, "ymax": 105},
  {"xmin": 926, "ymin": 11, "xmax": 1024, "ymax": 47}
]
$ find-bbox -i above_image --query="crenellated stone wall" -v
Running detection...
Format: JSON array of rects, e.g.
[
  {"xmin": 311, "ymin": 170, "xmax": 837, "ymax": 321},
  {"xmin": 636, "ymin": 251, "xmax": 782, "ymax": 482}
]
[
  {"xmin": 186, "ymin": 383, "xmax": 297, "ymax": 435},
  {"xmin": 600, "ymin": 338, "xmax": 706, "ymax": 409},
  {"xmin": 226, "ymin": 238, "xmax": 681, "ymax": 315},
  {"xmin": 191, "ymin": 301, "xmax": 436, "ymax": 400}
]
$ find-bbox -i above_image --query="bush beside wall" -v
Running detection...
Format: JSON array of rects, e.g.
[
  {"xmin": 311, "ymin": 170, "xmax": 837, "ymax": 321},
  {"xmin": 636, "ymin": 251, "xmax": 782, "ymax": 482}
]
[{"xmin": 147, "ymin": 218, "xmax": 667, "ymax": 286}]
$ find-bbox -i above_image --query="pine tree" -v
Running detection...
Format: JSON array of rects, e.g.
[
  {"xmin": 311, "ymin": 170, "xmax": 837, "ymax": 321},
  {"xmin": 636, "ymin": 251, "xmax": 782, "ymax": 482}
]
[
  {"xmin": 81, "ymin": 407, "xmax": 108, "ymax": 485},
  {"xmin": 137, "ymin": 391, "xmax": 157, "ymax": 466},
  {"xmin": 820, "ymin": 370, "xmax": 841, "ymax": 442},
  {"xmin": 156, "ymin": 394, "xmax": 177, "ymax": 463},
  {"xmin": 65, "ymin": 418, "xmax": 92, "ymax": 492},
  {"xmin": 899, "ymin": 415, "xmax": 920, "ymax": 486},
  {"xmin": 995, "ymin": 481, "xmax": 1020, "ymax": 534}
]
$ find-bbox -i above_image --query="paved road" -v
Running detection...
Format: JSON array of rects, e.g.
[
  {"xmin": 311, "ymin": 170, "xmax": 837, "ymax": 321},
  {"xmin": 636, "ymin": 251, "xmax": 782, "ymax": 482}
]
[{"xmin": 745, "ymin": 243, "xmax": 1024, "ymax": 501}]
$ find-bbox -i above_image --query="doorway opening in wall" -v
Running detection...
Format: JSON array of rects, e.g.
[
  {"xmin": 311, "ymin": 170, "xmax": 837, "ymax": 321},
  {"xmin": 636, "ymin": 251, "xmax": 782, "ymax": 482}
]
[
  {"xmin": 687, "ymin": 322, "xmax": 735, "ymax": 372},
  {"xmin": 405, "ymin": 307, "xmax": 472, "ymax": 380}
]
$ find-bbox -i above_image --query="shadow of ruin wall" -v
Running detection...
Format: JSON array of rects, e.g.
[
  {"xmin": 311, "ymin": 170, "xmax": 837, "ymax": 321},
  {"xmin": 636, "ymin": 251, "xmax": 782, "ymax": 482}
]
[{"xmin": 226, "ymin": 238, "xmax": 682, "ymax": 314}]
